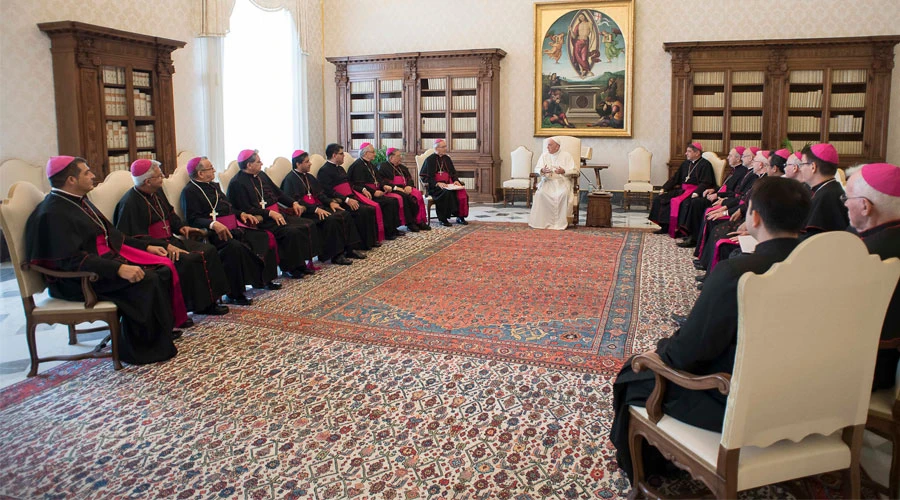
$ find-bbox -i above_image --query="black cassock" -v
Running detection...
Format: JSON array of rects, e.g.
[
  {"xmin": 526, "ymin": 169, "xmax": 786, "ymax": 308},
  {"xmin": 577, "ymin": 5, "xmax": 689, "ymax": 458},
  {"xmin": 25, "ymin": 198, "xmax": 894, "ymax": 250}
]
[
  {"xmin": 281, "ymin": 169, "xmax": 362, "ymax": 261},
  {"xmin": 317, "ymin": 161, "xmax": 378, "ymax": 249},
  {"xmin": 610, "ymin": 238, "xmax": 800, "ymax": 482},
  {"xmin": 181, "ymin": 179, "xmax": 277, "ymax": 291},
  {"xmin": 802, "ymin": 178, "xmax": 849, "ymax": 240},
  {"xmin": 227, "ymin": 170, "xmax": 320, "ymax": 273},
  {"xmin": 420, "ymin": 153, "xmax": 465, "ymax": 221},
  {"xmin": 114, "ymin": 187, "xmax": 228, "ymax": 313},
  {"xmin": 648, "ymin": 157, "xmax": 715, "ymax": 232},
  {"xmin": 679, "ymin": 164, "xmax": 749, "ymax": 238},
  {"xmin": 856, "ymin": 221, "xmax": 900, "ymax": 391},
  {"xmin": 693, "ymin": 172, "xmax": 762, "ymax": 262},
  {"xmin": 376, "ymin": 161, "xmax": 421, "ymax": 226},
  {"xmin": 347, "ymin": 158, "xmax": 401, "ymax": 237},
  {"xmin": 25, "ymin": 190, "xmax": 177, "ymax": 365}
]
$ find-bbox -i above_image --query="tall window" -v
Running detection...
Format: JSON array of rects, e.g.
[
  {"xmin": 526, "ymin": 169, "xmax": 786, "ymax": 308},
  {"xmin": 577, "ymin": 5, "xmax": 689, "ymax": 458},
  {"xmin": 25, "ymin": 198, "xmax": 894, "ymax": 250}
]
[{"xmin": 223, "ymin": 0, "xmax": 297, "ymax": 166}]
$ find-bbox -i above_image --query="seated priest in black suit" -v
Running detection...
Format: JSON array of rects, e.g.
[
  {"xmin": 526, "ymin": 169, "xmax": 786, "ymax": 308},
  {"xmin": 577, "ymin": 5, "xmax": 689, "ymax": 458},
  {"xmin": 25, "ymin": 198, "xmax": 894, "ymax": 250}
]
[
  {"xmin": 25, "ymin": 156, "xmax": 179, "ymax": 365},
  {"xmin": 316, "ymin": 143, "xmax": 379, "ymax": 249},
  {"xmin": 114, "ymin": 159, "xmax": 229, "ymax": 321},
  {"xmin": 845, "ymin": 162, "xmax": 900, "ymax": 391},
  {"xmin": 610, "ymin": 176, "xmax": 811, "ymax": 483},
  {"xmin": 378, "ymin": 147, "xmax": 430, "ymax": 231},
  {"xmin": 226, "ymin": 149, "xmax": 320, "ymax": 279},
  {"xmin": 281, "ymin": 149, "xmax": 365, "ymax": 266},
  {"xmin": 797, "ymin": 143, "xmax": 849, "ymax": 239},
  {"xmin": 181, "ymin": 156, "xmax": 281, "ymax": 306},
  {"xmin": 347, "ymin": 142, "xmax": 403, "ymax": 239}
]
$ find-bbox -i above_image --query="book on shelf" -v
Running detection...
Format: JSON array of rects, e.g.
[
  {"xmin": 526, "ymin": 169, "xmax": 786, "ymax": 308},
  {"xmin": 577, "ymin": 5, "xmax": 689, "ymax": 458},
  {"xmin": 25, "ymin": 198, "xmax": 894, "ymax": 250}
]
[
  {"xmin": 692, "ymin": 92, "xmax": 724, "ymax": 108},
  {"xmin": 730, "ymin": 139, "xmax": 761, "ymax": 149},
  {"xmin": 350, "ymin": 99, "xmax": 375, "ymax": 113},
  {"xmin": 379, "ymin": 79, "xmax": 402, "ymax": 93},
  {"xmin": 424, "ymin": 78, "xmax": 446, "ymax": 91},
  {"xmin": 133, "ymin": 90, "xmax": 152, "ymax": 116},
  {"xmin": 104, "ymin": 88, "xmax": 126, "ymax": 115},
  {"xmin": 132, "ymin": 71, "xmax": 151, "ymax": 87},
  {"xmin": 379, "ymin": 118, "xmax": 403, "ymax": 133},
  {"xmin": 135, "ymin": 151, "xmax": 157, "ymax": 160},
  {"xmin": 451, "ymin": 77, "xmax": 477, "ymax": 90},
  {"xmin": 789, "ymin": 90, "xmax": 823, "ymax": 108},
  {"xmin": 693, "ymin": 72, "xmax": 724, "ymax": 85},
  {"xmin": 452, "ymin": 117, "xmax": 477, "ymax": 133},
  {"xmin": 105, "ymin": 121, "xmax": 128, "ymax": 149},
  {"xmin": 829, "ymin": 115, "xmax": 863, "ymax": 133},
  {"xmin": 693, "ymin": 139, "xmax": 723, "ymax": 153},
  {"xmin": 787, "ymin": 116, "xmax": 822, "ymax": 133},
  {"xmin": 451, "ymin": 95, "xmax": 477, "ymax": 111},
  {"xmin": 351, "ymin": 118, "xmax": 375, "ymax": 133},
  {"xmin": 829, "ymin": 141, "xmax": 864, "ymax": 156},
  {"xmin": 381, "ymin": 138, "xmax": 403, "ymax": 149},
  {"xmin": 451, "ymin": 138, "xmax": 477, "ymax": 150},
  {"xmin": 421, "ymin": 96, "xmax": 447, "ymax": 112},
  {"xmin": 691, "ymin": 115, "xmax": 724, "ymax": 132},
  {"xmin": 421, "ymin": 117, "xmax": 447, "ymax": 133},
  {"xmin": 831, "ymin": 69, "xmax": 867, "ymax": 84},
  {"xmin": 789, "ymin": 70, "xmax": 824, "ymax": 85},
  {"xmin": 731, "ymin": 92, "xmax": 763, "ymax": 108},
  {"xmin": 351, "ymin": 81, "xmax": 375, "ymax": 94},
  {"xmin": 379, "ymin": 97, "xmax": 402, "ymax": 112},
  {"xmin": 107, "ymin": 153, "xmax": 130, "ymax": 172},
  {"xmin": 731, "ymin": 71, "xmax": 764, "ymax": 85},
  {"xmin": 102, "ymin": 66, "xmax": 126, "ymax": 85},
  {"xmin": 135, "ymin": 124, "xmax": 155, "ymax": 148},
  {"xmin": 830, "ymin": 92, "xmax": 865, "ymax": 108},
  {"xmin": 730, "ymin": 115, "xmax": 762, "ymax": 133}
]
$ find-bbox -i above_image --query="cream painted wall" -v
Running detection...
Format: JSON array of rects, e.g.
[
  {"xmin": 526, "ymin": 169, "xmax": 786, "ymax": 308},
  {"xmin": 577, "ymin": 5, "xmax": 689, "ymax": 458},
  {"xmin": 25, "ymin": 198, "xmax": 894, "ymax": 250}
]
[
  {"xmin": 322, "ymin": 0, "xmax": 900, "ymax": 190},
  {"xmin": 0, "ymin": 0, "xmax": 206, "ymax": 169}
]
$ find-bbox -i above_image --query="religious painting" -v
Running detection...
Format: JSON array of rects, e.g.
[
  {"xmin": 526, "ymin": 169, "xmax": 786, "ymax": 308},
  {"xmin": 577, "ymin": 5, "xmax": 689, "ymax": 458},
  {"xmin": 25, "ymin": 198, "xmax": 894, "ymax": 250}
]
[{"xmin": 534, "ymin": 1, "xmax": 634, "ymax": 137}]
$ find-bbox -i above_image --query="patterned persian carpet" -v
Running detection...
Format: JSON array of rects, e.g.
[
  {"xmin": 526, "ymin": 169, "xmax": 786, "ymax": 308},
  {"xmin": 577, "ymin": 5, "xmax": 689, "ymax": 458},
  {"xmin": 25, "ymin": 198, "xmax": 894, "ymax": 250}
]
[{"xmin": 0, "ymin": 224, "xmax": 854, "ymax": 499}]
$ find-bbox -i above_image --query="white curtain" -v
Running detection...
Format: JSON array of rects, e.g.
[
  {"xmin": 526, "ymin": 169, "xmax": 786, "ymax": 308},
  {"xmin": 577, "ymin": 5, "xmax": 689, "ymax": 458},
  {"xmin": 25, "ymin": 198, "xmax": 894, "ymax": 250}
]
[{"xmin": 195, "ymin": 0, "xmax": 310, "ymax": 53}]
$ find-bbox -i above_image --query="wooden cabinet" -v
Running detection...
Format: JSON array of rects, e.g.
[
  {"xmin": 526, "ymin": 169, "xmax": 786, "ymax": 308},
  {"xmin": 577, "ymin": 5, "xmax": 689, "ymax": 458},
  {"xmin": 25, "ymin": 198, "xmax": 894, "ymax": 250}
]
[
  {"xmin": 664, "ymin": 36, "xmax": 900, "ymax": 177},
  {"xmin": 39, "ymin": 21, "xmax": 185, "ymax": 181},
  {"xmin": 328, "ymin": 49, "xmax": 506, "ymax": 202}
]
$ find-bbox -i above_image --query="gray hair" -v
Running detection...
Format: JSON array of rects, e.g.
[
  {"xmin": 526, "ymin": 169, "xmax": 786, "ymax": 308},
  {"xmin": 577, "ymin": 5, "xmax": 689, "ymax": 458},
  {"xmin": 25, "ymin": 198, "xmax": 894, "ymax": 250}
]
[
  {"xmin": 850, "ymin": 165, "xmax": 900, "ymax": 218},
  {"xmin": 133, "ymin": 160, "xmax": 162, "ymax": 187},
  {"xmin": 357, "ymin": 143, "xmax": 375, "ymax": 160}
]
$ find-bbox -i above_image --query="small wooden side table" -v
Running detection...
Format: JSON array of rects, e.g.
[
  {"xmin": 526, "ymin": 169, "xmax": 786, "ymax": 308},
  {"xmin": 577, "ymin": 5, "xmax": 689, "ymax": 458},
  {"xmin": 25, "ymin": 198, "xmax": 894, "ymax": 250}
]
[{"xmin": 586, "ymin": 192, "xmax": 613, "ymax": 227}]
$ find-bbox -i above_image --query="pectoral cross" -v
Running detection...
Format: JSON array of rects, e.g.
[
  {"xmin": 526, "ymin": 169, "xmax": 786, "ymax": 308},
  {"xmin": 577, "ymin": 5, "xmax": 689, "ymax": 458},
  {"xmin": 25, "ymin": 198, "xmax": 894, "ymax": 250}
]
[
  {"xmin": 209, "ymin": 209, "xmax": 218, "ymax": 221},
  {"xmin": 162, "ymin": 221, "xmax": 170, "ymax": 234},
  {"xmin": 260, "ymin": 200, "xmax": 267, "ymax": 209}
]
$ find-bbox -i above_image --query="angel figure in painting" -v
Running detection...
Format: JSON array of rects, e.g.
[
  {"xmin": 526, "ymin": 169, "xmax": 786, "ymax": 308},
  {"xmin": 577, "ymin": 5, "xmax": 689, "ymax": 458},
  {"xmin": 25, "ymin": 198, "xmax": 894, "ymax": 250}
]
[{"xmin": 543, "ymin": 32, "xmax": 566, "ymax": 63}]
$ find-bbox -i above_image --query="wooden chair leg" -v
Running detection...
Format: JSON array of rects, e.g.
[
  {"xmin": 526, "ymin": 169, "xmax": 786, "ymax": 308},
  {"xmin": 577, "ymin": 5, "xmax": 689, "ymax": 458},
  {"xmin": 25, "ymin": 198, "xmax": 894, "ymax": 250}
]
[
  {"xmin": 503, "ymin": 188, "xmax": 508, "ymax": 206},
  {"xmin": 891, "ymin": 422, "xmax": 900, "ymax": 500},
  {"xmin": 108, "ymin": 314, "xmax": 123, "ymax": 370},
  {"xmin": 628, "ymin": 427, "xmax": 646, "ymax": 499},
  {"xmin": 527, "ymin": 188, "xmax": 532, "ymax": 208},
  {"xmin": 842, "ymin": 425, "xmax": 863, "ymax": 500},
  {"xmin": 67, "ymin": 324, "xmax": 77, "ymax": 345},
  {"xmin": 26, "ymin": 320, "xmax": 39, "ymax": 377},
  {"xmin": 624, "ymin": 191, "xmax": 630, "ymax": 211}
]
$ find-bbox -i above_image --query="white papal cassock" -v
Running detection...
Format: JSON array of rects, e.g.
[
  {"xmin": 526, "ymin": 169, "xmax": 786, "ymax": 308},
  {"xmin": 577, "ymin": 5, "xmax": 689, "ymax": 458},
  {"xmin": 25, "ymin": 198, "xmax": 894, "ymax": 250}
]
[{"xmin": 528, "ymin": 150, "xmax": 576, "ymax": 230}]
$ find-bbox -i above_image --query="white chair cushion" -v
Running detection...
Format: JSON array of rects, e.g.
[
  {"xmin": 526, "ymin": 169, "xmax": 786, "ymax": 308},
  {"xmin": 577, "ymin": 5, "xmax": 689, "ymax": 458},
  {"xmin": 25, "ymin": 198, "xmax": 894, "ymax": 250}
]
[
  {"xmin": 502, "ymin": 178, "xmax": 531, "ymax": 189},
  {"xmin": 623, "ymin": 181, "xmax": 654, "ymax": 192},
  {"xmin": 631, "ymin": 406, "xmax": 850, "ymax": 491},
  {"xmin": 868, "ymin": 388, "xmax": 896, "ymax": 419},
  {"xmin": 32, "ymin": 296, "xmax": 118, "ymax": 314}
]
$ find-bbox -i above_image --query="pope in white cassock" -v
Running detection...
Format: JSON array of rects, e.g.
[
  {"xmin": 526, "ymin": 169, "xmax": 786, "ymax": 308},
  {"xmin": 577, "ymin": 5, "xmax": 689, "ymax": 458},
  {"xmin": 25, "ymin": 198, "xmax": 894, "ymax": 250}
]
[{"xmin": 528, "ymin": 139, "xmax": 577, "ymax": 230}]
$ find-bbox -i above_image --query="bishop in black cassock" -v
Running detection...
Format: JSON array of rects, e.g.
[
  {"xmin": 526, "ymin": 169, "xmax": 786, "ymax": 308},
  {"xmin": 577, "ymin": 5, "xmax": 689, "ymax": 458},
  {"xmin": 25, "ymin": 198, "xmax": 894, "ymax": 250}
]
[
  {"xmin": 649, "ymin": 142, "xmax": 715, "ymax": 237},
  {"xmin": 181, "ymin": 156, "xmax": 279, "ymax": 305},
  {"xmin": 347, "ymin": 143, "xmax": 402, "ymax": 239},
  {"xmin": 281, "ymin": 150, "xmax": 363, "ymax": 265},
  {"xmin": 227, "ymin": 149, "xmax": 320, "ymax": 278},
  {"xmin": 420, "ymin": 139, "xmax": 469, "ymax": 226},
  {"xmin": 797, "ymin": 144, "xmax": 849, "ymax": 240},
  {"xmin": 612, "ymin": 177, "xmax": 810, "ymax": 482},
  {"xmin": 317, "ymin": 145, "xmax": 379, "ymax": 249},
  {"xmin": 25, "ymin": 156, "xmax": 178, "ymax": 365},
  {"xmin": 376, "ymin": 149, "xmax": 428, "ymax": 232},
  {"xmin": 677, "ymin": 147, "xmax": 749, "ymax": 246},
  {"xmin": 114, "ymin": 160, "xmax": 229, "ymax": 317}
]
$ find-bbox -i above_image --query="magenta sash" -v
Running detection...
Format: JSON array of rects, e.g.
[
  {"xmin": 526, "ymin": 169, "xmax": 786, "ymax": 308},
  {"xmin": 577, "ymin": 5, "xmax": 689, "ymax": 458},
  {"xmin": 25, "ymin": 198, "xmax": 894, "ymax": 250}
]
[
  {"xmin": 668, "ymin": 184, "xmax": 698, "ymax": 237},
  {"xmin": 709, "ymin": 238, "xmax": 739, "ymax": 272},
  {"xmin": 148, "ymin": 220, "xmax": 172, "ymax": 240},
  {"xmin": 333, "ymin": 182, "xmax": 384, "ymax": 241},
  {"xmin": 409, "ymin": 187, "xmax": 427, "ymax": 224},
  {"xmin": 303, "ymin": 194, "xmax": 318, "ymax": 205},
  {"xmin": 392, "ymin": 175, "xmax": 406, "ymax": 186},
  {"xmin": 435, "ymin": 172, "xmax": 469, "ymax": 217},
  {"xmin": 219, "ymin": 214, "xmax": 279, "ymax": 263},
  {"xmin": 384, "ymin": 193, "xmax": 406, "ymax": 226},
  {"xmin": 97, "ymin": 236, "xmax": 188, "ymax": 326},
  {"xmin": 697, "ymin": 207, "xmax": 730, "ymax": 255}
]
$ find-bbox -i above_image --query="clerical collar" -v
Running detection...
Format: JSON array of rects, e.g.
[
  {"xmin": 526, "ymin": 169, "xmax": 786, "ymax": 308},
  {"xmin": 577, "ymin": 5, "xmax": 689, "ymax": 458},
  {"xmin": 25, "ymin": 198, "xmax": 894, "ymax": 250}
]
[
  {"xmin": 50, "ymin": 187, "xmax": 83, "ymax": 201},
  {"xmin": 810, "ymin": 178, "xmax": 836, "ymax": 194},
  {"xmin": 857, "ymin": 219, "xmax": 900, "ymax": 239}
]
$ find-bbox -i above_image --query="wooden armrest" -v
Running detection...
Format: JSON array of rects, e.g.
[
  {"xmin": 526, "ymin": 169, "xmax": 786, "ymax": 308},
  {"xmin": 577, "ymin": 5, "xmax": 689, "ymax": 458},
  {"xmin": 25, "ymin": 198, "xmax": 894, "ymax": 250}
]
[
  {"xmin": 565, "ymin": 172, "xmax": 579, "ymax": 178},
  {"xmin": 879, "ymin": 337, "xmax": 900, "ymax": 351},
  {"xmin": 529, "ymin": 172, "xmax": 539, "ymax": 178},
  {"xmin": 632, "ymin": 352, "xmax": 731, "ymax": 423},
  {"xmin": 25, "ymin": 263, "xmax": 102, "ymax": 308}
]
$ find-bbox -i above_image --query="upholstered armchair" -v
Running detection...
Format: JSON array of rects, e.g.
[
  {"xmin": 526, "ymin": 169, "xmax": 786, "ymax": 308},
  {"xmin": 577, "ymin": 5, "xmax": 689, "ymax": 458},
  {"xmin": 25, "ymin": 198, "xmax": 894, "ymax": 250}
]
[
  {"xmin": 703, "ymin": 151, "xmax": 727, "ymax": 188},
  {"xmin": 0, "ymin": 182, "xmax": 122, "ymax": 375},
  {"xmin": 217, "ymin": 161, "xmax": 240, "ymax": 193},
  {"xmin": 309, "ymin": 154, "xmax": 326, "ymax": 177},
  {"xmin": 627, "ymin": 232, "xmax": 900, "ymax": 499},
  {"xmin": 532, "ymin": 136, "xmax": 581, "ymax": 225},
  {"xmin": 623, "ymin": 147, "xmax": 653, "ymax": 210},
  {"xmin": 161, "ymin": 165, "xmax": 190, "ymax": 220},
  {"xmin": 264, "ymin": 157, "xmax": 292, "ymax": 188},
  {"xmin": 862, "ymin": 338, "xmax": 899, "ymax": 498},
  {"xmin": 87, "ymin": 170, "xmax": 134, "ymax": 220},
  {"xmin": 176, "ymin": 150, "xmax": 197, "ymax": 171},
  {"xmin": 0, "ymin": 159, "xmax": 50, "ymax": 261},
  {"xmin": 415, "ymin": 149, "xmax": 435, "ymax": 222},
  {"xmin": 503, "ymin": 146, "xmax": 534, "ymax": 207}
]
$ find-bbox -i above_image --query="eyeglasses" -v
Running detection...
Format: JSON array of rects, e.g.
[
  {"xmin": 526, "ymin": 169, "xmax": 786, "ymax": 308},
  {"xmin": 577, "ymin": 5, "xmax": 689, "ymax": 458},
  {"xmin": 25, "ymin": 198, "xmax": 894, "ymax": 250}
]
[
  {"xmin": 797, "ymin": 161, "xmax": 814, "ymax": 168},
  {"xmin": 840, "ymin": 194, "xmax": 868, "ymax": 204}
]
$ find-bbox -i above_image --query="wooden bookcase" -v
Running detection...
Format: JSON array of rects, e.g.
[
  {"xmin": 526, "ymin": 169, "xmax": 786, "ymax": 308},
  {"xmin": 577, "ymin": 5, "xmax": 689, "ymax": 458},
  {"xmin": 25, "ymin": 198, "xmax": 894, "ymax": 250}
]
[
  {"xmin": 664, "ymin": 36, "xmax": 900, "ymax": 177},
  {"xmin": 328, "ymin": 49, "xmax": 506, "ymax": 202},
  {"xmin": 39, "ymin": 21, "xmax": 185, "ymax": 181}
]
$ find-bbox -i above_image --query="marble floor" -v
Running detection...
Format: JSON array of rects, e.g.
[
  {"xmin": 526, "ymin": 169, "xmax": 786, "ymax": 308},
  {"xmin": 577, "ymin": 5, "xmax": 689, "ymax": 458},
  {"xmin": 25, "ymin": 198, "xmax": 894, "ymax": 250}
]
[{"xmin": 0, "ymin": 201, "xmax": 657, "ymax": 389}]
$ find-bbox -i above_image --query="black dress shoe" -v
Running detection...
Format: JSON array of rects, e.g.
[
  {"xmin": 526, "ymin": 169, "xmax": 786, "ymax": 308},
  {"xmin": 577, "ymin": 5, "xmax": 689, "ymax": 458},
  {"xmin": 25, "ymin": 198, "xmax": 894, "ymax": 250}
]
[
  {"xmin": 346, "ymin": 249, "xmax": 366, "ymax": 260},
  {"xmin": 456, "ymin": 217, "xmax": 468, "ymax": 225},
  {"xmin": 371, "ymin": 241, "xmax": 382, "ymax": 247},
  {"xmin": 332, "ymin": 255, "xmax": 352, "ymax": 265},
  {"xmin": 171, "ymin": 329, "xmax": 183, "ymax": 340},
  {"xmin": 407, "ymin": 224, "xmax": 420, "ymax": 232},
  {"xmin": 692, "ymin": 258, "xmax": 702, "ymax": 265},
  {"xmin": 225, "ymin": 294, "xmax": 253, "ymax": 306},
  {"xmin": 693, "ymin": 262, "xmax": 705, "ymax": 270},
  {"xmin": 695, "ymin": 273, "xmax": 707, "ymax": 282},
  {"xmin": 439, "ymin": 219, "xmax": 452, "ymax": 227},
  {"xmin": 285, "ymin": 269, "xmax": 306, "ymax": 279},
  {"xmin": 385, "ymin": 234, "xmax": 397, "ymax": 240},
  {"xmin": 696, "ymin": 282, "xmax": 704, "ymax": 290},
  {"xmin": 653, "ymin": 227, "xmax": 668, "ymax": 235},
  {"xmin": 670, "ymin": 313, "xmax": 688, "ymax": 326},
  {"xmin": 178, "ymin": 318, "xmax": 194, "ymax": 329},
  {"xmin": 676, "ymin": 237, "xmax": 697, "ymax": 248},
  {"xmin": 299, "ymin": 265, "xmax": 315, "ymax": 276},
  {"xmin": 266, "ymin": 281, "xmax": 282, "ymax": 290},
  {"xmin": 199, "ymin": 304, "xmax": 230, "ymax": 315},
  {"xmin": 394, "ymin": 230, "xmax": 405, "ymax": 237},
  {"xmin": 419, "ymin": 223, "xmax": 431, "ymax": 231}
]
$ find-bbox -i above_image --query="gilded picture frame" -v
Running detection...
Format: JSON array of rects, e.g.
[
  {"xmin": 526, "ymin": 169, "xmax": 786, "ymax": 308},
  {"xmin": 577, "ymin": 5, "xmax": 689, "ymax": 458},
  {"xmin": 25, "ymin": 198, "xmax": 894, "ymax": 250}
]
[{"xmin": 534, "ymin": 0, "xmax": 634, "ymax": 137}]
